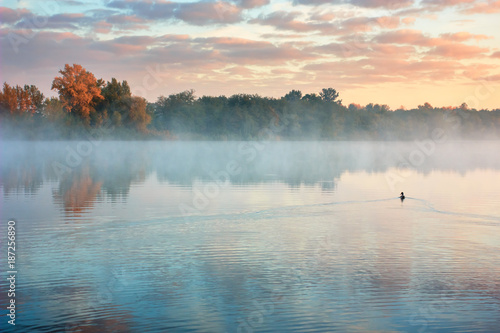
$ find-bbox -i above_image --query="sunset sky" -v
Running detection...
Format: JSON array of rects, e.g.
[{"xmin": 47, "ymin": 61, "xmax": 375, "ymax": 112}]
[{"xmin": 1, "ymin": 0, "xmax": 499, "ymax": 109}]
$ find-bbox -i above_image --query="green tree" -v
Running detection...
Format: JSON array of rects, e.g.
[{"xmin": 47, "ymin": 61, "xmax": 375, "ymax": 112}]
[
  {"xmin": 320, "ymin": 88, "xmax": 340, "ymax": 104},
  {"xmin": 43, "ymin": 97, "xmax": 65, "ymax": 122},
  {"xmin": 284, "ymin": 90, "xmax": 302, "ymax": 102},
  {"xmin": 302, "ymin": 93, "xmax": 321, "ymax": 103},
  {"xmin": 153, "ymin": 90, "xmax": 196, "ymax": 132}
]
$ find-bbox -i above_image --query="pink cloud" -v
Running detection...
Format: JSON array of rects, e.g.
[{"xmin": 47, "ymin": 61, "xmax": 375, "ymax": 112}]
[
  {"xmin": 303, "ymin": 57, "xmax": 466, "ymax": 85},
  {"xmin": 374, "ymin": 29, "xmax": 440, "ymax": 46},
  {"xmin": 462, "ymin": 63, "xmax": 496, "ymax": 79},
  {"xmin": 176, "ymin": 2, "xmax": 242, "ymax": 25},
  {"xmin": 261, "ymin": 33, "xmax": 307, "ymax": 39},
  {"xmin": 94, "ymin": 21, "xmax": 113, "ymax": 34},
  {"xmin": 158, "ymin": 34, "xmax": 191, "ymax": 41},
  {"xmin": 401, "ymin": 17, "xmax": 416, "ymax": 25},
  {"xmin": 481, "ymin": 74, "xmax": 500, "ymax": 81},
  {"xmin": 430, "ymin": 43, "xmax": 489, "ymax": 59},
  {"xmin": 342, "ymin": 16, "xmax": 401, "ymax": 32},
  {"xmin": 294, "ymin": 0, "xmax": 414, "ymax": 9},
  {"xmin": 375, "ymin": 30, "xmax": 492, "ymax": 59},
  {"xmin": 252, "ymin": 12, "xmax": 405, "ymax": 34},
  {"xmin": 309, "ymin": 41, "xmax": 416, "ymax": 59},
  {"xmin": 1, "ymin": 1, "xmax": 499, "ymax": 108},
  {"xmin": 0, "ymin": 6, "xmax": 32, "ymax": 24},
  {"xmin": 423, "ymin": 0, "xmax": 475, "ymax": 5},
  {"xmin": 250, "ymin": 11, "xmax": 320, "ymax": 33},
  {"xmin": 310, "ymin": 11, "xmax": 336, "ymax": 21},
  {"xmin": 464, "ymin": 0, "xmax": 500, "ymax": 13},
  {"xmin": 106, "ymin": 0, "xmax": 243, "ymax": 25},
  {"xmin": 351, "ymin": 0, "xmax": 414, "ymax": 9},
  {"xmin": 441, "ymin": 31, "xmax": 491, "ymax": 41}
]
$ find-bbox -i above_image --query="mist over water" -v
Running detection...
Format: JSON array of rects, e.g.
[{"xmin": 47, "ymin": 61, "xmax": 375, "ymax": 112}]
[
  {"xmin": 2, "ymin": 140, "xmax": 500, "ymax": 190},
  {"xmin": 1, "ymin": 140, "xmax": 500, "ymax": 332}
]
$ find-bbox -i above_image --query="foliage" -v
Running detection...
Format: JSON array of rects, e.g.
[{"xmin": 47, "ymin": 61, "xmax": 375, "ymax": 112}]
[
  {"xmin": 51, "ymin": 64, "xmax": 104, "ymax": 126},
  {"xmin": 1, "ymin": 65, "xmax": 500, "ymax": 140},
  {"xmin": 0, "ymin": 83, "xmax": 44, "ymax": 116}
]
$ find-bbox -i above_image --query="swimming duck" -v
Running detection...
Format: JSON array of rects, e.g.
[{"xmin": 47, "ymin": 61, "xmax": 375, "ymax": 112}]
[{"xmin": 400, "ymin": 192, "xmax": 405, "ymax": 199}]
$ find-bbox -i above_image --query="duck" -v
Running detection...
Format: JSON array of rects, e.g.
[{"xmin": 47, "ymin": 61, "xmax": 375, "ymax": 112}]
[{"xmin": 400, "ymin": 192, "xmax": 405, "ymax": 199}]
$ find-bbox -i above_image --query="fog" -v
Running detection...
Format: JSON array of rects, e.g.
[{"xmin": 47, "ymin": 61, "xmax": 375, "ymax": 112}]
[{"xmin": 2, "ymin": 140, "xmax": 500, "ymax": 197}]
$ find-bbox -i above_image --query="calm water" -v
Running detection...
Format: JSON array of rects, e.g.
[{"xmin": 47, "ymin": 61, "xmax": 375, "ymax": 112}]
[{"xmin": 1, "ymin": 141, "xmax": 499, "ymax": 332}]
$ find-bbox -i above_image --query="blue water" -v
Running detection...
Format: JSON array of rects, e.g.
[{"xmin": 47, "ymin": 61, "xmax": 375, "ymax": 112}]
[{"xmin": 1, "ymin": 141, "xmax": 499, "ymax": 332}]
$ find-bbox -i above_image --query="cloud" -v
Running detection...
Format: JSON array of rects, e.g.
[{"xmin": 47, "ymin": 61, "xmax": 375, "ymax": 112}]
[
  {"xmin": 463, "ymin": 0, "xmax": 500, "ymax": 13},
  {"xmin": 193, "ymin": 37, "xmax": 316, "ymax": 64},
  {"xmin": 342, "ymin": 16, "xmax": 401, "ymax": 31},
  {"xmin": 106, "ymin": 0, "xmax": 177, "ymax": 19},
  {"xmin": 93, "ymin": 20, "xmax": 113, "ymax": 34},
  {"xmin": 251, "ymin": 11, "xmax": 404, "ymax": 35},
  {"xmin": 303, "ymin": 57, "xmax": 466, "ymax": 85},
  {"xmin": 0, "ymin": 30, "xmax": 315, "ymax": 82},
  {"xmin": 422, "ymin": 0, "xmax": 475, "ymax": 5},
  {"xmin": 250, "ymin": 11, "xmax": 327, "ymax": 32},
  {"xmin": 58, "ymin": 0, "xmax": 86, "ymax": 5},
  {"xmin": 91, "ymin": 35, "xmax": 158, "ymax": 53},
  {"xmin": 107, "ymin": 14, "xmax": 147, "ymax": 24},
  {"xmin": 374, "ymin": 29, "xmax": 439, "ymax": 46},
  {"xmin": 421, "ymin": 0, "xmax": 500, "ymax": 14},
  {"xmin": 294, "ymin": 0, "xmax": 414, "ymax": 9},
  {"xmin": 401, "ymin": 17, "xmax": 416, "ymax": 24},
  {"xmin": 440, "ymin": 31, "xmax": 491, "ymax": 41},
  {"xmin": 260, "ymin": 33, "xmax": 307, "ymax": 39},
  {"xmin": 309, "ymin": 40, "xmax": 416, "ymax": 58},
  {"xmin": 0, "ymin": 6, "xmax": 32, "ymax": 24},
  {"xmin": 429, "ymin": 43, "xmax": 489, "ymax": 59},
  {"xmin": 12, "ymin": 12, "xmax": 93, "ymax": 30},
  {"xmin": 481, "ymin": 74, "xmax": 500, "ymax": 81},
  {"xmin": 106, "ymin": 0, "xmax": 242, "ymax": 25},
  {"xmin": 235, "ymin": 0, "xmax": 270, "ymax": 9},
  {"xmin": 176, "ymin": 2, "xmax": 242, "ymax": 25},
  {"xmin": 350, "ymin": 0, "xmax": 414, "ymax": 9},
  {"xmin": 1, "ymin": 0, "xmax": 499, "ymax": 107},
  {"xmin": 374, "ymin": 29, "xmax": 490, "ymax": 59},
  {"xmin": 310, "ymin": 11, "xmax": 336, "ymax": 21}
]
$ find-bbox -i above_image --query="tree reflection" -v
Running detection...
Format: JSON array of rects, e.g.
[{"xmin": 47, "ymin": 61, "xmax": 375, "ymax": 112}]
[
  {"xmin": 53, "ymin": 165, "xmax": 103, "ymax": 217},
  {"xmin": 2, "ymin": 141, "xmax": 500, "ymax": 213}
]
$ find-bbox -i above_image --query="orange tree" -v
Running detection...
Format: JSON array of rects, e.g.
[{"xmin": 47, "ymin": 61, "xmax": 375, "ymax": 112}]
[{"xmin": 51, "ymin": 64, "xmax": 103, "ymax": 126}]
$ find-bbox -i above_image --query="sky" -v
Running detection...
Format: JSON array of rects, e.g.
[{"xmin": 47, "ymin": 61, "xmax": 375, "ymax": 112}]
[{"xmin": 1, "ymin": 0, "xmax": 500, "ymax": 109}]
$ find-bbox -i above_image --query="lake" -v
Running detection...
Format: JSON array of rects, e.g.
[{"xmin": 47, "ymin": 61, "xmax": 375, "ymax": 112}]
[{"xmin": 1, "ymin": 140, "xmax": 499, "ymax": 332}]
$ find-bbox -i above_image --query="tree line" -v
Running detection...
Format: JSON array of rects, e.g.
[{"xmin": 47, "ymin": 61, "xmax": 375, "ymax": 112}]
[{"xmin": 1, "ymin": 64, "xmax": 499, "ymax": 140}]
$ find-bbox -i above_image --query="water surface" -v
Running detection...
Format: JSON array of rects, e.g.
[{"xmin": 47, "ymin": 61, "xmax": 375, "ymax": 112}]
[{"xmin": 1, "ymin": 141, "xmax": 499, "ymax": 332}]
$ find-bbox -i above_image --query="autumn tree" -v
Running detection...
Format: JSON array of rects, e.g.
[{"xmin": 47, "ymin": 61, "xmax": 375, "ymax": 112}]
[
  {"xmin": 124, "ymin": 96, "xmax": 151, "ymax": 132},
  {"xmin": 51, "ymin": 64, "xmax": 103, "ymax": 126},
  {"xmin": 0, "ymin": 83, "xmax": 44, "ymax": 116},
  {"xmin": 0, "ymin": 83, "xmax": 17, "ymax": 115}
]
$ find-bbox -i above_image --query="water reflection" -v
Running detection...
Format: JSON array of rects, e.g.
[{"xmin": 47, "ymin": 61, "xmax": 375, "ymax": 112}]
[
  {"xmin": 54, "ymin": 166, "xmax": 103, "ymax": 216},
  {"xmin": 2, "ymin": 141, "xmax": 500, "ymax": 203},
  {"xmin": 1, "ymin": 141, "xmax": 500, "ymax": 332}
]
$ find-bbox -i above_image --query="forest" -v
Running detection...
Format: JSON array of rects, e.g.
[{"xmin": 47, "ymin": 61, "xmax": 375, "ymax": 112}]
[{"xmin": 1, "ymin": 64, "xmax": 499, "ymax": 140}]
